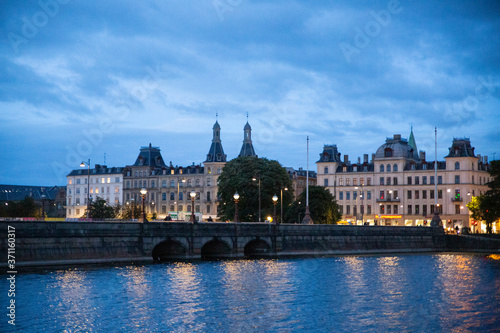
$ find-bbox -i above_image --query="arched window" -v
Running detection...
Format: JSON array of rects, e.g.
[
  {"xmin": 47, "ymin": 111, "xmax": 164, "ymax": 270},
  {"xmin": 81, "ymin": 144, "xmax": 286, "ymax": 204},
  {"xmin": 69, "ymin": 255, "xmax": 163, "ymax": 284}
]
[
  {"xmin": 455, "ymin": 162, "xmax": 460, "ymax": 170},
  {"xmin": 380, "ymin": 165, "xmax": 384, "ymax": 172},
  {"xmin": 393, "ymin": 164, "xmax": 398, "ymax": 172},
  {"xmin": 387, "ymin": 164, "xmax": 391, "ymax": 172}
]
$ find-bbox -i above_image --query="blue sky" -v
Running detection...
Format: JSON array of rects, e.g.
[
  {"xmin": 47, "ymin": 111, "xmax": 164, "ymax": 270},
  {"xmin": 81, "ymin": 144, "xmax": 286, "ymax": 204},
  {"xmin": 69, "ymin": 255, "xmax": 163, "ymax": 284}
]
[{"xmin": 1, "ymin": 0, "xmax": 499, "ymax": 186}]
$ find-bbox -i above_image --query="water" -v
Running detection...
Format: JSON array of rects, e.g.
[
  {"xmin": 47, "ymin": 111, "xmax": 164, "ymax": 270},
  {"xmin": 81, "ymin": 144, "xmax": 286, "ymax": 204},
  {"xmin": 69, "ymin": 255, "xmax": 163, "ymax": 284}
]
[{"xmin": 2, "ymin": 254, "xmax": 499, "ymax": 332}]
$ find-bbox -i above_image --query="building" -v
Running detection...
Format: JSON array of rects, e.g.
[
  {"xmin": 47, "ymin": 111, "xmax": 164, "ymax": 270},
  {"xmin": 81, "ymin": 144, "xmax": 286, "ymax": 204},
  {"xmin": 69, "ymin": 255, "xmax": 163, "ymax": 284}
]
[
  {"xmin": 316, "ymin": 130, "xmax": 492, "ymax": 232},
  {"xmin": 285, "ymin": 167, "xmax": 317, "ymax": 200},
  {"xmin": 0, "ymin": 185, "xmax": 66, "ymax": 218},
  {"xmin": 238, "ymin": 121, "xmax": 257, "ymax": 157},
  {"xmin": 66, "ymin": 165, "xmax": 124, "ymax": 219}
]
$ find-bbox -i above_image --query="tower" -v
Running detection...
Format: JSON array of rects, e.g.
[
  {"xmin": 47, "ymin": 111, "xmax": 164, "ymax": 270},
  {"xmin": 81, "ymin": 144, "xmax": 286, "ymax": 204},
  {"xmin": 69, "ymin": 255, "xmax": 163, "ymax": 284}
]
[{"xmin": 238, "ymin": 121, "xmax": 257, "ymax": 157}]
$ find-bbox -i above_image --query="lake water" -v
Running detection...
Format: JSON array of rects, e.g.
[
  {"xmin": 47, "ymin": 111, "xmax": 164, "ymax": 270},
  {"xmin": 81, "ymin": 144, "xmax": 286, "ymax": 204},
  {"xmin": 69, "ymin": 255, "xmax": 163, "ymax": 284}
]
[{"xmin": 2, "ymin": 254, "xmax": 499, "ymax": 332}]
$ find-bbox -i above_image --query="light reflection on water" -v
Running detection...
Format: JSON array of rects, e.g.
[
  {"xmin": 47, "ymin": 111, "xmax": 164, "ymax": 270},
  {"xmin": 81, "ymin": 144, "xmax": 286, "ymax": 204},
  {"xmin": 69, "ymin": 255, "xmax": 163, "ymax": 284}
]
[{"xmin": 2, "ymin": 254, "xmax": 499, "ymax": 332}]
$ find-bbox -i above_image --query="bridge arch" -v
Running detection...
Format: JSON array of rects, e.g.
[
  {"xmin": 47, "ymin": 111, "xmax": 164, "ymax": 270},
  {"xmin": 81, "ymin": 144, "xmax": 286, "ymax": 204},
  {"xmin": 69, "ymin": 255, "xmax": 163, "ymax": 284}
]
[
  {"xmin": 201, "ymin": 238, "xmax": 232, "ymax": 259},
  {"xmin": 152, "ymin": 239, "xmax": 187, "ymax": 261},
  {"xmin": 244, "ymin": 238, "xmax": 272, "ymax": 257}
]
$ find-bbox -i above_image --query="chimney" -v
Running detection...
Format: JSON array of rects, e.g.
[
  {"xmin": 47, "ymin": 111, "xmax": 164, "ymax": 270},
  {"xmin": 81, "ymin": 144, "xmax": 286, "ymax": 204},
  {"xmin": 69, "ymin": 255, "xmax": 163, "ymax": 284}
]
[
  {"xmin": 394, "ymin": 134, "xmax": 401, "ymax": 140},
  {"xmin": 364, "ymin": 154, "xmax": 369, "ymax": 163},
  {"xmin": 485, "ymin": 156, "xmax": 488, "ymax": 164},
  {"xmin": 344, "ymin": 155, "xmax": 348, "ymax": 163},
  {"xmin": 357, "ymin": 157, "xmax": 361, "ymax": 164},
  {"xmin": 478, "ymin": 154, "xmax": 481, "ymax": 163},
  {"xmin": 371, "ymin": 153, "xmax": 375, "ymax": 162},
  {"xmin": 419, "ymin": 151, "xmax": 425, "ymax": 161}
]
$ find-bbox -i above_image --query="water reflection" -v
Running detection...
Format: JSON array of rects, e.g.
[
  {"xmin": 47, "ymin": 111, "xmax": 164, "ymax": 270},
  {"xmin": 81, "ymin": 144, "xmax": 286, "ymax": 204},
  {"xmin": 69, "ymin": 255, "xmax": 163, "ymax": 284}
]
[{"xmin": 6, "ymin": 254, "xmax": 499, "ymax": 332}]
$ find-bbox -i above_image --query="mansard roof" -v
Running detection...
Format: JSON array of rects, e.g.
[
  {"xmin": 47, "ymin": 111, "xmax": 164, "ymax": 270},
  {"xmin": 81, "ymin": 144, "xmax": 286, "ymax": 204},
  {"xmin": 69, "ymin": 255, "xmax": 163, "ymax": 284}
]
[
  {"xmin": 68, "ymin": 165, "xmax": 124, "ymax": 176},
  {"xmin": 317, "ymin": 145, "xmax": 342, "ymax": 163},
  {"xmin": 445, "ymin": 138, "xmax": 476, "ymax": 158},
  {"xmin": 0, "ymin": 185, "xmax": 65, "ymax": 202},
  {"xmin": 205, "ymin": 142, "xmax": 226, "ymax": 162},
  {"xmin": 132, "ymin": 143, "xmax": 167, "ymax": 168}
]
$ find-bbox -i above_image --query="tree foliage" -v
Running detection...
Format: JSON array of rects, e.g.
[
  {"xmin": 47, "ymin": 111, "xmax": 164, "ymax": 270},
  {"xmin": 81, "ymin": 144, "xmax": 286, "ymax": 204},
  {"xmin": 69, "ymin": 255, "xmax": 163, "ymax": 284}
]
[
  {"xmin": 217, "ymin": 156, "xmax": 294, "ymax": 222},
  {"xmin": 285, "ymin": 186, "xmax": 341, "ymax": 224},
  {"xmin": 89, "ymin": 197, "xmax": 116, "ymax": 219},
  {"xmin": 467, "ymin": 160, "xmax": 500, "ymax": 233},
  {"xmin": 0, "ymin": 196, "xmax": 39, "ymax": 217}
]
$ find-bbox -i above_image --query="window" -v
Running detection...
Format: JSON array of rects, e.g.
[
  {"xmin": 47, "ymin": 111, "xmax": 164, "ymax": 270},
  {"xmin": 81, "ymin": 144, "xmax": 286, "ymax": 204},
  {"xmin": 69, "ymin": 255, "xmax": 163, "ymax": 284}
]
[
  {"xmin": 367, "ymin": 205, "xmax": 371, "ymax": 214},
  {"xmin": 407, "ymin": 190, "xmax": 412, "ymax": 199},
  {"xmin": 353, "ymin": 191, "xmax": 357, "ymax": 200},
  {"xmin": 179, "ymin": 204, "xmax": 183, "ymax": 211},
  {"xmin": 179, "ymin": 192, "xmax": 183, "ymax": 200},
  {"xmin": 387, "ymin": 205, "xmax": 391, "ymax": 214},
  {"xmin": 69, "ymin": 179, "xmax": 73, "ymax": 185},
  {"xmin": 207, "ymin": 178, "xmax": 211, "ymax": 186},
  {"xmin": 423, "ymin": 164, "xmax": 427, "ymax": 170},
  {"xmin": 455, "ymin": 175, "xmax": 460, "ymax": 184},
  {"xmin": 393, "ymin": 164, "xmax": 398, "ymax": 172},
  {"xmin": 346, "ymin": 205, "xmax": 350, "ymax": 214},
  {"xmin": 423, "ymin": 176, "xmax": 427, "ymax": 185},
  {"xmin": 380, "ymin": 205, "xmax": 385, "ymax": 214},
  {"xmin": 386, "ymin": 177, "xmax": 391, "ymax": 185},
  {"xmin": 187, "ymin": 205, "xmax": 191, "ymax": 212},
  {"xmin": 360, "ymin": 178, "xmax": 364, "ymax": 186},
  {"xmin": 407, "ymin": 177, "xmax": 412, "ymax": 185},
  {"xmin": 415, "ymin": 205, "xmax": 420, "ymax": 215},
  {"xmin": 339, "ymin": 191, "xmax": 344, "ymax": 200},
  {"xmin": 134, "ymin": 181, "xmax": 138, "ymax": 188},
  {"xmin": 339, "ymin": 178, "xmax": 344, "ymax": 186},
  {"xmin": 195, "ymin": 205, "xmax": 200, "ymax": 213},
  {"xmin": 170, "ymin": 180, "xmax": 175, "ymax": 187},
  {"xmin": 115, "ymin": 177, "xmax": 120, "ymax": 183},
  {"xmin": 415, "ymin": 190, "xmax": 419, "ymax": 199},
  {"xmin": 346, "ymin": 178, "xmax": 350, "ymax": 186},
  {"xmin": 76, "ymin": 179, "xmax": 81, "ymax": 185},
  {"xmin": 430, "ymin": 190, "xmax": 434, "ymax": 199},
  {"xmin": 455, "ymin": 162, "xmax": 460, "ymax": 170},
  {"xmin": 380, "ymin": 191, "xmax": 385, "ymax": 200},
  {"xmin": 367, "ymin": 191, "xmax": 371, "ymax": 200},
  {"xmin": 324, "ymin": 166, "xmax": 329, "ymax": 174},
  {"xmin": 353, "ymin": 178, "xmax": 357, "ymax": 186},
  {"xmin": 187, "ymin": 179, "xmax": 192, "ymax": 187},
  {"xmin": 76, "ymin": 188, "xmax": 80, "ymax": 194},
  {"xmin": 367, "ymin": 178, "xmax": 371, "ymax": 186},
  {"xmin": 423, "ymin": 205, "xmax": 427, "ymax": 216},
  {"xmin": 408, "ymin": 205, "xmax": 412, "ymax": 214},
  {"xmin": 324, "ymin": 179, "xmax": 329, "ymax": 186},
  {"xmin": 411, "ymin": 164, "xmax": 416, "ymax": 170},
  {"xmin": 207, "ymin": 192, "xmax": 211, "ymax": 201},
  {"xmin": 170, "ymin": 193, "xmax": 175, "ymax": 200},
  {"xmin": 430, "ymin": 176, "xmax": 434, "ymax": 185},
  {"xmin": 340, "ymin": 206, "xmax": 344, "ymax": 215},
  {"xmin": 394, "ymin": 191, "xmax": 398, "ymax": 200},
  {"xmin": 393, "ymin": 177, "xmax": 398, "ymax": 185},
  {"xmin": 162, "ymin": 180, "xmax": 167, "ymax": 188},
  {"xmin": 387, "ymin": 164, "xmax": 391, "ymax": 172},
  {"xmin": 195, "ymin": 179, "xmax": 200, "ymax": 187},
  {"xmin": 206, "ymin": 205, "xmax": 211, "ymax": 213},
  {"xmin": 380, "ymin": 177, "xmax": 384, "ymax": 185},
  {"xmin": 438, "ymin": 176, "xmax": 442, "ymax": 184},
  {"xmin": 415, "ymin": 176, "xmax": 419, "ymax": 185},
  {"xmin": 472, "ymin": 176, "xmax": 474, "ymax": 184},
  {"xmin": 422, "ymin": 190, "xmax": 427, "ymax": 199},
  {"xmin": 438, "ymin": 190, "xmax": 442, "ymax": 199},
  {"xmin": 380, "ymin": 165, "xmax": 384, "ymax": 172},
  {"xmin": 346, "ymin": 192, "xmax": 351, "ymax": 200},
  {"xmin": 394, "ymin": 205, "xmax": 398, "ymax": 214},
  {"xmin": 385, "ymin": 149, "xmax": 393, "ymax": 157}
]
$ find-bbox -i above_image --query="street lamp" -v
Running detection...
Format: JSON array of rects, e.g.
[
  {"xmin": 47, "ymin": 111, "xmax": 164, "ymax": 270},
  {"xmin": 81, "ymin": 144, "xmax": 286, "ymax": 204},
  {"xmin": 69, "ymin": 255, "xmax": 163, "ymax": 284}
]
[
  {"xmin": 41, "ymin": 194, "xmax": 46, "ymax": 220},
  {"xmin": 355, "ymin": 185, "xmax": 364, "ymax": 225},
  {"xmin": 280, "ymin": 187, "xmax": 288, "ymax": 223},
  {"xmin": 272, "ymin": 194, "xmax": 278, "ymax": 224},
  {"xmin": 80, "ymin": 159, "xmax": 91, "ymax": 219},
  {"xmin": 233, "ymin": 191, "xmax": 240, "ymax": 223},
  {"xmin": 190, "ymin": 190, "xmax": 197, "ymax": 223},
  {"xmin": 140, "ymin": 188, "xmax": 148, "ymax": 223},
  {"xmin": 252, "ymin": 176, "xmax": 261, "ymax": 222}
]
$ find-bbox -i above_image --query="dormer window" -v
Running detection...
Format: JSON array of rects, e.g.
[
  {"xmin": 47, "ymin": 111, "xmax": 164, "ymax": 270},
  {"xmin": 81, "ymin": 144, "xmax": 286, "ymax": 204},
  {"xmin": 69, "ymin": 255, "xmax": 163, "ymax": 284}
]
[{"xmin": 384, "ymin": 148, "xmax": 393, "ymax": 157}]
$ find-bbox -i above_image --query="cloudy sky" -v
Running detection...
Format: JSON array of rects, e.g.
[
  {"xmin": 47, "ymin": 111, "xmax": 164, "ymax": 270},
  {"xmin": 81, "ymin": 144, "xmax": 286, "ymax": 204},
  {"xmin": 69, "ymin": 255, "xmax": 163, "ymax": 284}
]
[{"xmin": 1, "ymin": 0, "xmax": 499, "ymax": 186}]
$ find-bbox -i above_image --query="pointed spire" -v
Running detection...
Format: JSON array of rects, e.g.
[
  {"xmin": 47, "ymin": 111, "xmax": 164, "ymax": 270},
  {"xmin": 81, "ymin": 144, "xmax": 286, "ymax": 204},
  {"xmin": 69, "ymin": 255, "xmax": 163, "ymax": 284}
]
[
  {"xmin": 408, "ymin": 126, "xmax": 418, "ymax": 155},
  {"xmin": 239, "ymin": 118, "xmax": 257, "ymax": 157},
  {"xmin": 205, "ymin": 116, "xmax": 226, "ymax": 163}
]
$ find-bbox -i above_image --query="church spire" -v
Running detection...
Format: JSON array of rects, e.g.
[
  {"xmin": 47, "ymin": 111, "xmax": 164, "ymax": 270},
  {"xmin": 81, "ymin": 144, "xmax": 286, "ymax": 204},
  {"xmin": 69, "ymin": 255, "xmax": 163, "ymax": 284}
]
[
  {"xmin": 205, "ymin": 116, "xmax": 226, "ymax": 163},
  {"xmin": 239, "ymin": 118, "xmax": 257, "ymax": 157},
  {"xmin": 408, "ymin": 125, "xmax": 418, "ymax": 153}
]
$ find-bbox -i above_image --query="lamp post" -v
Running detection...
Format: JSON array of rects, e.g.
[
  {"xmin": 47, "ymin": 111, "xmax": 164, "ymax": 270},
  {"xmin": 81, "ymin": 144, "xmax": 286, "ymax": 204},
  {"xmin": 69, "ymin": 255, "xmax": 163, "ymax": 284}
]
[
  {"xmin": 131, "ymin": 198, "xmax": 135, "ymax": 220},
  {"xmin": 140, "ymin": 188, "xmax": 148, "ymax": 223},
  {"xmin": 355, "ymin": 185, "xmax": 364, "ymax": 225},
  {"xmin": 190, "ymin": 190, "xmax": 197, "ymax": 223},
  {"xmin": 280, "ymin": 187, "xmax": 288, "ymax": 223},
  {"xmin": 272, "ymin": 194, "xmax": 278, "ymax": 224},
  {"xmin": 252, "ymin": 176, "xmax": 261, "ymax": 222},
  {"xmin": 177, "ymin": 178, "xmax": 185, "ymax": 220},
  {"xmin": 80, "ymin": 159, "xmax": 91, "ymax": 219},
  {"xmin": 233, "ymin": 191, "xmax": 240, "ymax": 223},
  {"xmin": 41, "ymin": 194, "xmax": 46, "ymax": 220}
]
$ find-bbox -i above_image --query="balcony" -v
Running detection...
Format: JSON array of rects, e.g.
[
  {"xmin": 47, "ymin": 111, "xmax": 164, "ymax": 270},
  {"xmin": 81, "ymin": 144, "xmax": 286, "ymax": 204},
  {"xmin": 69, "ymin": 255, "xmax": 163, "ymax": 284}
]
[
  {"xmin": 451, "ymin": 197, "xmax": 463, "ymax": 202},
  {"xmin": 376, "ymin": 198, "xmax": 401, "ymax": 203}
]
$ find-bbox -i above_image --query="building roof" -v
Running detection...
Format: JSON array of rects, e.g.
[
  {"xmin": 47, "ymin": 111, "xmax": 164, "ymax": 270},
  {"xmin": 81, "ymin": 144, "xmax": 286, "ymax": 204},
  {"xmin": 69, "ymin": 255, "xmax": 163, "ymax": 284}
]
[
  {"xmin": 239, "ymin": 122, "xmax": 257, "ymax": 157},
  {"xmin": 67, "ymin": 165, "xmax": 124, "ymax": 177},
  {"xmin": 317, "ymin": 145, "xmax": 342, "ymax": 163},
  {"xmin": 0, "ymin": 185, "xmax": 65, "ymax": 202},
  {"xmin": 205, "ymin": 120, "xmax": 227, "ymax": 163},
  {"xmin": 132, "ymin": 143, "xmax": 167, "ymax": 167},
  {"xmin": 374, "ymin": 134, "xmax": 419, "ymax": 160},
  {"xmin": 445, "ymin": 138, "xmax": 476, "ymax": 158}
]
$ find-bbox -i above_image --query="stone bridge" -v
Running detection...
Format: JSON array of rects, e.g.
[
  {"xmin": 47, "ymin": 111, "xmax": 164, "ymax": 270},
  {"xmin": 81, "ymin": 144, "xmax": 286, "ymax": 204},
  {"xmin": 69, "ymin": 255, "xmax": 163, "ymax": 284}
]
[{"xmin": 0, "ymin": 221, "xmax": 459, "ymax": 266}]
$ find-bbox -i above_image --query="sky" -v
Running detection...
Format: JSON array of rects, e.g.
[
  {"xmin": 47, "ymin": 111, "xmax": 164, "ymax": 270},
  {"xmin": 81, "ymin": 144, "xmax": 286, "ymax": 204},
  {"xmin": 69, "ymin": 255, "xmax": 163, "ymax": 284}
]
[{"xmin": 1, "ymin": 0, "xmax": 499, "ymax": 186}]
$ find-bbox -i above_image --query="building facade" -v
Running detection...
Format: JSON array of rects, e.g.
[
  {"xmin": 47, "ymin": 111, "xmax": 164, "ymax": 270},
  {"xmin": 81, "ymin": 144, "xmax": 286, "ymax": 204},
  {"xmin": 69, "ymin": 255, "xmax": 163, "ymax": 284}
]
[
  {"xmin": 316, "ymin": 131, "xmax": 492, "ymax": 232},
  {"xmin": 285, "ymin": 167, "xmax": 317, "ymax": 201},
  {"xmin": 66, "ymin": 165, "xmax": 124, "ymax": 218}
]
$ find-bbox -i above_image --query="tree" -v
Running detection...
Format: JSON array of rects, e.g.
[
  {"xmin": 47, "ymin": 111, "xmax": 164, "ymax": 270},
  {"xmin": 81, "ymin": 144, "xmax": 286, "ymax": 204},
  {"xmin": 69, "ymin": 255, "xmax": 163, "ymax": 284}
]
[
  {"xmin": 120, "ymin": 203, "xmax": 142, "ymax": 220},
  {"xmin": 217, "ymin": 156, "xmax": 293, "ymax": 222},
  {"xmin": 0, "ymin": 196, "xmax": 38, "ymax": 218},
  {"xmin": 88, "ymin": 197, "xmax": 115, "ymax": 219},
  {"xmin": 467, "ymin": 160, "xmax": 500, "ymax": 234},
  {"xmin": 285, "ymin": 186, "xmax": 341, "ymax": 224}
]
